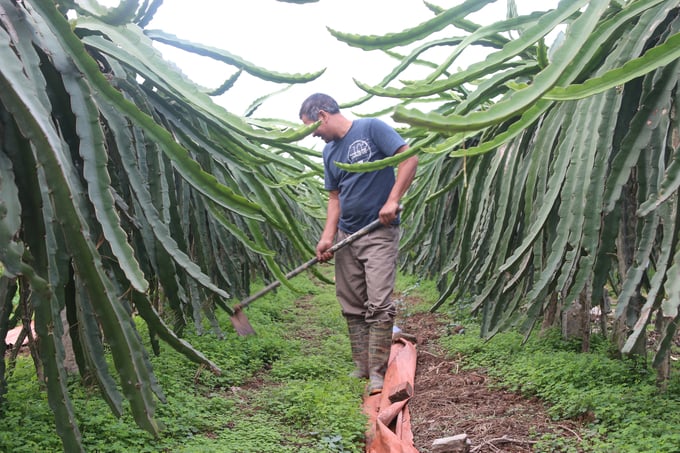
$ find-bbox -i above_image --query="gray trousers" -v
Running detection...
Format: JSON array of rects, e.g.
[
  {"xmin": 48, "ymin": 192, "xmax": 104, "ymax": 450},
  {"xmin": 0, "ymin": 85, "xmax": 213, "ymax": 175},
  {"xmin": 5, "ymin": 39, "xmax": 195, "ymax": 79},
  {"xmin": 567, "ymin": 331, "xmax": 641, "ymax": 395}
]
[{"xmin": 334, "ymin": 225, "xmax": 400, "ymax": 323}]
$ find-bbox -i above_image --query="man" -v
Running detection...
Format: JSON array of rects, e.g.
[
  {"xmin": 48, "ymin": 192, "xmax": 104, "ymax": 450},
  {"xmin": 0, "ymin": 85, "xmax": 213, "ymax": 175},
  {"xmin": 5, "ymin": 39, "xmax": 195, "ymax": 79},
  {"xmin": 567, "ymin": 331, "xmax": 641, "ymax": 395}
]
[{"xmin": 299, "ymin": 93, "xmax": 418, "ymax": 394}]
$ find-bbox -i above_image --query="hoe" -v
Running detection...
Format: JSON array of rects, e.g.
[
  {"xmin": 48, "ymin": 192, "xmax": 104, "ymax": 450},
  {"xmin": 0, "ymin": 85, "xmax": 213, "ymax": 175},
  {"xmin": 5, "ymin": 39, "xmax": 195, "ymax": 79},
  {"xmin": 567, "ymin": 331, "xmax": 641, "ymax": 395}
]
[{"xmin": 230, "ymin": 215, "xmax": 392, "ymax": 335}]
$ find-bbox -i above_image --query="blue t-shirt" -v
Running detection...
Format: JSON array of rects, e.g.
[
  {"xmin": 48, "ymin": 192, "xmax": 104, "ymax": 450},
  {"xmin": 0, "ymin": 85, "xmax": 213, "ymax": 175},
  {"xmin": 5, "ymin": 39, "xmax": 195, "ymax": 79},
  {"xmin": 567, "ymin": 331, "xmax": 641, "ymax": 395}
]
[{"xmin": 323, "ymin": 118, "xmax": 406, "ymax": 233}]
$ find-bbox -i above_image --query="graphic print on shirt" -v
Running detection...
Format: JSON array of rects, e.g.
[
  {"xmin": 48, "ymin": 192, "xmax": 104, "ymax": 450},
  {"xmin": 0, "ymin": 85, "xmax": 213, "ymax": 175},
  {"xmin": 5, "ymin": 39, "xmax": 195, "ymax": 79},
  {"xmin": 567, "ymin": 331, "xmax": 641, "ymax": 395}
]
[{"xmin": 347, "ymin": 139, "xmax": 372, "ymax": 164}]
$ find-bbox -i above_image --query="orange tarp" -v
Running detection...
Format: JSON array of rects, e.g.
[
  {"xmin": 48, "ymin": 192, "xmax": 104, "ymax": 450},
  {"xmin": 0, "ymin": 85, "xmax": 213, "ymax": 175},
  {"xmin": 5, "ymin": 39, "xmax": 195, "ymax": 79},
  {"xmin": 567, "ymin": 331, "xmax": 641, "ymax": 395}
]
[
  {"xmin": 363, "ymin": 337, "xmax": 419, "ymax": 453},
  {"xmin": 5, "ymin": 322, "xmax": 34, "ymax": 347}
]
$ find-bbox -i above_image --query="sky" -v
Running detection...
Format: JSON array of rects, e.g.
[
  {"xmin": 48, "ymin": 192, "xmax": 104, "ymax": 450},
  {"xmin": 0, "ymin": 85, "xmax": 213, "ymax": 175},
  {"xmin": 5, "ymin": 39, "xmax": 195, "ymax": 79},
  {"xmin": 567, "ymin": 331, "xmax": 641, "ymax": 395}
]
[{"xmin": 103, "ymin": 0, "xmax": 559, "ymax": 123}]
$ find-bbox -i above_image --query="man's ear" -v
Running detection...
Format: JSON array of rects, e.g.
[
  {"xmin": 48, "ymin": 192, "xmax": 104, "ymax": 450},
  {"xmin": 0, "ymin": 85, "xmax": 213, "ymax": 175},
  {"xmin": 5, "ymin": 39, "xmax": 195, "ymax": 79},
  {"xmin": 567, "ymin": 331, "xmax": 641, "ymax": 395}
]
[{"xmin": 318, "ymin": 110, "xmax": 328, "ymax": 121}]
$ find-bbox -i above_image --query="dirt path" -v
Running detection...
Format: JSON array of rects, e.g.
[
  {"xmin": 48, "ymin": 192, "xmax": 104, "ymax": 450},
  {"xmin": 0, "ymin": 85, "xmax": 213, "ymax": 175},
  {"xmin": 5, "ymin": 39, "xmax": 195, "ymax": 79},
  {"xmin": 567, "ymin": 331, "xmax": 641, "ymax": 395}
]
[{"xmin": 397, "ymin": 303, "xmax": 584, "ymax": 452}]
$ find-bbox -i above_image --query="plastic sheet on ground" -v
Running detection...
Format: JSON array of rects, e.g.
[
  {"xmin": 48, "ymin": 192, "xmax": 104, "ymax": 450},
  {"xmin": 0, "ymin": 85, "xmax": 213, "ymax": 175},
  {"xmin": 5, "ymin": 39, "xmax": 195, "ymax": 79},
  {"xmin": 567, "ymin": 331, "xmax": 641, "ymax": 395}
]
[
  {"xmin": 363, "ymin": 336, "xmax": 418, "ymax": 453},
  {"xmin": 5, "ymin": 322, "xmax": 34, "ymax": 348}
]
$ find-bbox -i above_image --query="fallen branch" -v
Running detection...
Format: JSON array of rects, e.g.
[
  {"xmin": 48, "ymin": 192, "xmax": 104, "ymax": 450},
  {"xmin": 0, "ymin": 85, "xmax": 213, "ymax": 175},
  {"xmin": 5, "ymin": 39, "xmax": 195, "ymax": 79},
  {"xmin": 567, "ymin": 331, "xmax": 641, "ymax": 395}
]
[
  {"xmin": 557, "ymin": 423, "xmax": 583, "ymax": 442},
  {"xmin": 470, "ymin": 435, "xmax": 538, "ymax": 453}
]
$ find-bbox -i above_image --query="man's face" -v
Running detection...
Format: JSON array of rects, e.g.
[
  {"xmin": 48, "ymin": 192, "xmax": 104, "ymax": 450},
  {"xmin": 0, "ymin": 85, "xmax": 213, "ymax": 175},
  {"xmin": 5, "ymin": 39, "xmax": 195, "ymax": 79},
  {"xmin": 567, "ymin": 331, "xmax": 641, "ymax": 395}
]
[{"xmin": 302, "ymin": 111, "xmax": 333, "ymax": 143}]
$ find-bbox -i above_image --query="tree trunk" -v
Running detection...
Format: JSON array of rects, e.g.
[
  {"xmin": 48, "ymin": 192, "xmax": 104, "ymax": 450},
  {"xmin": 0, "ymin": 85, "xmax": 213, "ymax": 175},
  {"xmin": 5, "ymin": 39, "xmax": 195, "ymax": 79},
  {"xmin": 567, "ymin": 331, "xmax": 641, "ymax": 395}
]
[
  {"xmin": 613, "ymin": 173, "xmax": 646, "ymax": 356},
  {"xmin": 0, "ymin": 277, "xmax": 17, "ymax": 406},
  {"xmin": 581, "ymin": 284, "xmax": 592, "ymax": 353},
  {"xmin": 655, "ymin": 313, "xmax": 671, "ymax": 390},
  {"xmin": 561, "ymin": 287, "xmax": 591, "ymax": 351},
  {"xmin": 60, "ymin": 308, "xmax": 78, "ymax": 374},
  {"xmin": 20, "ymin": 278, "xmax": 43, "ymax": 384},
  {"xmin": 540, "ymin": 292, "xmax": 559, "ymax": 333}
]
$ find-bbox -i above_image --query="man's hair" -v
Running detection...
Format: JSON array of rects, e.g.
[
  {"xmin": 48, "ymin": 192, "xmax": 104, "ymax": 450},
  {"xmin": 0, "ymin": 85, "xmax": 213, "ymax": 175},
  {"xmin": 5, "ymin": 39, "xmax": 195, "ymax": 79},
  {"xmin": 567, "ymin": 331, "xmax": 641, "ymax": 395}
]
[{"xmin": 299, "ymin": 93, "xmax": 340, "ymax": 121}]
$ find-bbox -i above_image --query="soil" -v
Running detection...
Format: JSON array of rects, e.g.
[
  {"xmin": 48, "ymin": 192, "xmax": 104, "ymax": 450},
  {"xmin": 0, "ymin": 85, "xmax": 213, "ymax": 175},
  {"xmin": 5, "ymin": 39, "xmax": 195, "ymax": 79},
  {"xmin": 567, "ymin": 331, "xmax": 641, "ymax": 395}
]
[{"xmin": 396, "ymin": 303, "xmax": 585, "ymax": 453}]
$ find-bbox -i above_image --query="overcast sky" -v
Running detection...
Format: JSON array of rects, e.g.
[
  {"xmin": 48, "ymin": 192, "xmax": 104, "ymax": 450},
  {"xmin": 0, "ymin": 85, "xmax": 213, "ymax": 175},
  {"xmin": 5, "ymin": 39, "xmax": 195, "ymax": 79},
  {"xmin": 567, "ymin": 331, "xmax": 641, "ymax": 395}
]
[{"xmin": 102, "ymin": 1, "xmax": 559, "ymax": 122}]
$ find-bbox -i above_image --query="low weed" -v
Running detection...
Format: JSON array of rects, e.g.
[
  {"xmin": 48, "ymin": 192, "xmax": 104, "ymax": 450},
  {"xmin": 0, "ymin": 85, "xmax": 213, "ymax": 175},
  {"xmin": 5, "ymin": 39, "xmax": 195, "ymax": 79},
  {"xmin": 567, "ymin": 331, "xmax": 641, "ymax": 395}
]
[
  {"xmin": 260, "ymin": 378, "xmax": 366, "ymax": 452},
  {"xmin": 0, "ymin": 270, "xmax": 367, "ymax": 452},
  {"xmin": 440, "ymin": 324, "xmax": 680, "ymax": 452}
]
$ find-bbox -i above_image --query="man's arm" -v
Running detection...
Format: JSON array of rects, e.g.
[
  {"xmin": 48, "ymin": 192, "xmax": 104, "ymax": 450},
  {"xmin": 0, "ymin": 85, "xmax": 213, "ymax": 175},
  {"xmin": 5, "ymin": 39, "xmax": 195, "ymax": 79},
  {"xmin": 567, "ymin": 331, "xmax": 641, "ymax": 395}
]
[
  {"xmin": 380, "ymin": 144, "xmax": 418, "ymax": 225},
  {"xmin": 317, "ymin": 190, "xmax": 340, "ymax": 261}
]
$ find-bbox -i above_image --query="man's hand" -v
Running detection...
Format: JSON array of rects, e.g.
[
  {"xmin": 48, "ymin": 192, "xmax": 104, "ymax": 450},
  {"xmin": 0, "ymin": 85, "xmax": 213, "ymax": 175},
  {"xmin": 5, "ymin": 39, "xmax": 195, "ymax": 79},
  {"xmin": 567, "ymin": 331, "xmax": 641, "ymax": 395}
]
[
  {"xmin": 316, "ymin": 237, "xmax": 334, "ymax": 262},
  {"xmin": 379, "ymin": 200, "xmax": 401, "ymax": 225}
]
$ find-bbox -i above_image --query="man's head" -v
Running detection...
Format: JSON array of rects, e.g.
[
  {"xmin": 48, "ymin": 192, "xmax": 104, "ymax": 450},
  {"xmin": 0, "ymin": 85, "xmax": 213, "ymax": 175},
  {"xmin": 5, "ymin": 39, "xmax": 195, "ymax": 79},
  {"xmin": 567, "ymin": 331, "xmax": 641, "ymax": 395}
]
[
  {"xmin": 299, "ymin": 93, "xmax": 340, "ymax": 121},
  {"xmin": 299, "ymin": 93, "xmax": 346, "ymax": 143}
]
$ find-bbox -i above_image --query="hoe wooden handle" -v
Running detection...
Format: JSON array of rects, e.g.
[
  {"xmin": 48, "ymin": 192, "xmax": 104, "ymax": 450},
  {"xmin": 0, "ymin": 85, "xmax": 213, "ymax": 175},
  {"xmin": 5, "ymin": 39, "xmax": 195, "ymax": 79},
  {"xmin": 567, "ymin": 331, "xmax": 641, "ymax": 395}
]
[{"xmin": 234, "ymin": 206, "xmax": 402, "ymax": 312}]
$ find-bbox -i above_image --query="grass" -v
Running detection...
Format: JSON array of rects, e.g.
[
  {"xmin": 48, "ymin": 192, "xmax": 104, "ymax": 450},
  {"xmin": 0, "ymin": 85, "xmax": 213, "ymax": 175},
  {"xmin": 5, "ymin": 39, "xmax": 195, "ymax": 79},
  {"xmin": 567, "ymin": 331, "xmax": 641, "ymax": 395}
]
[
  {"xmin": 3, "ymin": 271, "xmax": 680, "ymax": 452},
  {"xmin": 0, "ymin": 265, "xmax": 367, "ymax": 453}
]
